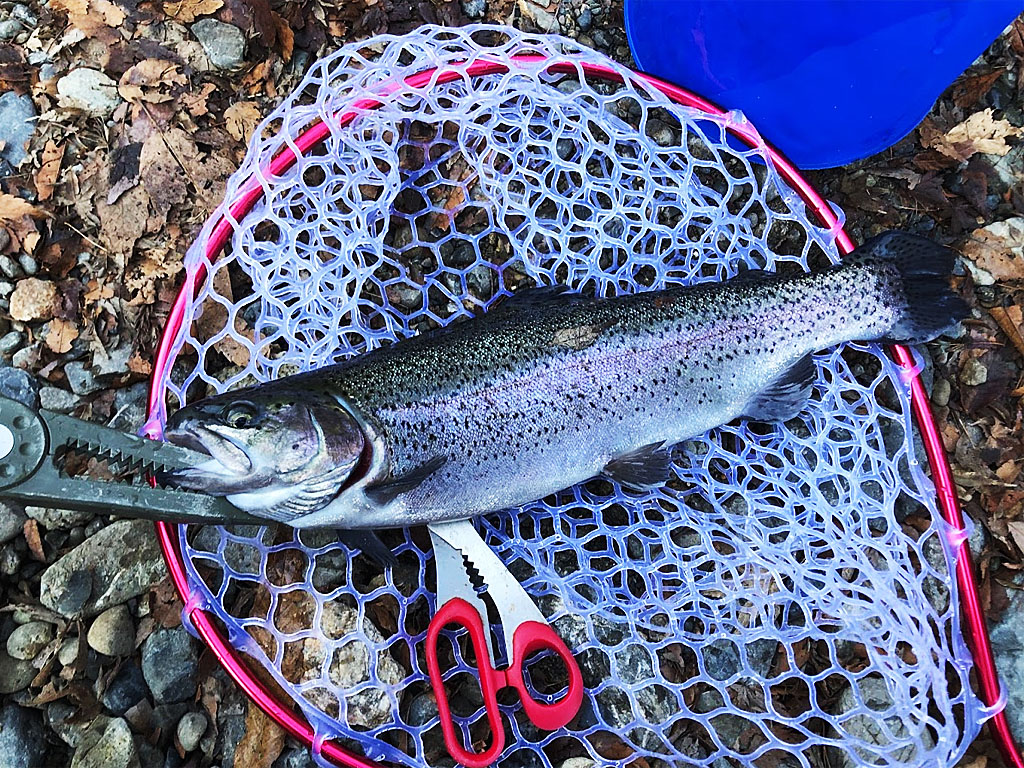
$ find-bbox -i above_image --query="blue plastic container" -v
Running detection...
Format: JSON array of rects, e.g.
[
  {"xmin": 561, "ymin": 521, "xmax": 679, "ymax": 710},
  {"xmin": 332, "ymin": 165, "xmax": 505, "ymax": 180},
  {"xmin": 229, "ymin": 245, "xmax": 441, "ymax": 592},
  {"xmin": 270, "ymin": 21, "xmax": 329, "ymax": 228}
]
[{"xmin": 625, "ymin": 0, "xmax": 1023, "ymax": 168}]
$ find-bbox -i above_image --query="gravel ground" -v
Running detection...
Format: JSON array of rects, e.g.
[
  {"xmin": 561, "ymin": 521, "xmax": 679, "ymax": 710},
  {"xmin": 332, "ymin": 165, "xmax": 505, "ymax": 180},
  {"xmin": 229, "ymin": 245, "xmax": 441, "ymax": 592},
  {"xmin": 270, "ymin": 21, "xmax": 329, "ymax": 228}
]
[{"xmin": 0, "ymin": 0, "xmax": 1022, "ymax": 766}]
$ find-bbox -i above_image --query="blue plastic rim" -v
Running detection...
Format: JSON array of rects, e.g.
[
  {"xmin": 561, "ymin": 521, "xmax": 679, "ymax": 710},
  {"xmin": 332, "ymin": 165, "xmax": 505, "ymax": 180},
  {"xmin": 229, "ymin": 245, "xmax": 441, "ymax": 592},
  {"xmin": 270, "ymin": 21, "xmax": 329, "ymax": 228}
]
[{"xmin": 624, "ymin": 0, "xmax": 1023, "ymax": 169}]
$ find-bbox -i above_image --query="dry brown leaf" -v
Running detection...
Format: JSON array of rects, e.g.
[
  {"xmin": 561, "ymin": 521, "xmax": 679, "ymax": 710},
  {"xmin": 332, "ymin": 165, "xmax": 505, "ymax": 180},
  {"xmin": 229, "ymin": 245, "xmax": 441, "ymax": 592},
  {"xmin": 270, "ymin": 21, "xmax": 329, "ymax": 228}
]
[
  {"xmin": 924, "ymin": 108, "xmax": 1023, "ymax": 162},
  {"xmin": 148, "ymin": 576, "xmax": 183, "ymax": 628},
  {"xmin": 91, "ymin": 0, "xmax": 125, "ymax": 26},
  {"xmin": 35, "ymin": 141, "xmax": 65, "ymax": 202},
  {"xmin": 961, "ymin": 217, "xmax": 1024, "ymax": 283},
  {"xmin": 165, "ymin": 0, "xmax": 222, "ymax": 22},
  {"xmin": 10, "ymin": 278, "xmax": 59, "ymax": 321},
  {"xmin": 272, "ymin": 11, "xmax": 293, "ymax": 62},
  {"xmin": 139, "ymin": 128, "xmax": 201, "ymax": 215},
  {"xmin": 181, "ymin": 82, "xmax": 216, "ymax": 117},
  {"xmin": 0, "ymin": 193, "xmax": 43, "ymax": 223},
  {"xmin": 127, "ymin": 352, "xmax": 152, "ymax": 375},
  {"xmin": 45, "ymin": 318, "xmax": 79, "ymax": 353},
  {"xmin": 23, "ymin": 519, "xmax": 45, "ymax": 562},
  {"xmin": 224, "ymin": 101, "xmax": 261, "ymax": 143},
  {"xmin": 1009, "ymin": 522, "xmax": 1024, "ymax": 556},
  {"xmin": 118, "ymin": 59, "xmax": 187, "ymax": 104},
  {"xmin": 233, "ymin": 702, "xmax": 285, "ymax": 768}
]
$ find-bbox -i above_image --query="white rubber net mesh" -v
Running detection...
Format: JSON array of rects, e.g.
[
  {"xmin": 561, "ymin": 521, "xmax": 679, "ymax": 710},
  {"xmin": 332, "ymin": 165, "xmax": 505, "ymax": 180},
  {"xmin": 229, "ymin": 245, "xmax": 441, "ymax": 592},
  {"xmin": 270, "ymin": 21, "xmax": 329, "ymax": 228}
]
[{"xmin": 149, "ymin": 24, "xmax": 989, "ymax": 768}]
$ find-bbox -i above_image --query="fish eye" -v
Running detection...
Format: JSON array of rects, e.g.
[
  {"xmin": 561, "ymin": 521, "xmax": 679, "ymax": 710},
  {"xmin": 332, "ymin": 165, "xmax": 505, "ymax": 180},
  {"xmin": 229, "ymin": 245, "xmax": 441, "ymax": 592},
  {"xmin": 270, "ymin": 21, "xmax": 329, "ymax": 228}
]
[{"xmin": 224, "ymin": 402, "xmax": 258, "ymax": 429}]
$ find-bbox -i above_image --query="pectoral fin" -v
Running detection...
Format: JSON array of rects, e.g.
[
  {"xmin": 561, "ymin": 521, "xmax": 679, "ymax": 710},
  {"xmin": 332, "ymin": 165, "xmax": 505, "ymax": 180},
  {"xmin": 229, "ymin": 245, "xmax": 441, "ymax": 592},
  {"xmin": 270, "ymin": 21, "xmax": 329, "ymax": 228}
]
[
  {"xmin": 365, "ymin": 456, "xmax": 447, "ymax": 506},
  {"xmin": 603, "ymin": 442, "xmax": 673, "ymax": 490},
  {"xmin": 742, "ymin": 354, "xmax": 817, "ymax": 422}
]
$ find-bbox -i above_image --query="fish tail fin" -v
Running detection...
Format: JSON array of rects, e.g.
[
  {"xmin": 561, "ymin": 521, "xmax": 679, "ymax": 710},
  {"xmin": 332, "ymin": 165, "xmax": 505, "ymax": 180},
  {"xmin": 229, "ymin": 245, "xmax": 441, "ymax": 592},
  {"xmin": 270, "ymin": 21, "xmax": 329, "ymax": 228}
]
[{"xmin": 848, "ymin": 231, "xmax": 969, "ymax": 345}]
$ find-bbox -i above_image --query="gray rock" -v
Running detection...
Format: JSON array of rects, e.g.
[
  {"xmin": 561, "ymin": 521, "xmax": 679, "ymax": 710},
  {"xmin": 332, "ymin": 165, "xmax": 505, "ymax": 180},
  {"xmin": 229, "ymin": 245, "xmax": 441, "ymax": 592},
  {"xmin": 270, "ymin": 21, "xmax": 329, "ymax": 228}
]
[
  {"xmin": 64, "ymin": 361, "xmax": 102, "ymax": 395},
  {"xmin": 71, "ymin": 717, "xmax": 139, "ymax": 768},
  {"xmin": 990, "ymin": 586, "xmax": 1024, "ymax": 742},
  {"xmin": 18, "ymin": 253, "xmax": 36, "ymax": 275},
  {"xmin": 272, "ymin": 746, "xmax": 319, "ymax": 768},
  {"xmin": 6, "ymin": 620, "xmax": 54, "ymax": 660},
  {"xmin": 559, "ymin": 760, "xmax": 595, "ymax": 768},
  {"xmin": 108, "ymin": 382, "xmax": 148, "ymax": 432},
  {"xmin": 87, "ymin": 605, "xmax": 134, "ymax": 657},
  {"xmin": 12, "ymin": 5, "xmax": 37, "ymax": 26},
  {"xmin": 0, "ymin": 648, "xmax": 36, "ymax": 693},
  {"xmin": 26, "ymin": 505, "xmax": 93, "ymax": 530},
  {"xmin": 0, "ymin": 702, "xmax": 48, "ymax": 768},
  {"xmin": 141, "ymin": 627, "xmax": 198, "ymax": 704},
  {"xmin": 191, "ymin": 19, "xmax": 246, "ymax": 69},
  {"xmin": 701, "ymin": 637, "xmax": 741, "ymax": 680},
  {"xmin": 0, "ymin": 542, "xmax": 20, "ymax": 576},
  {"xmin": 577, "ymin": 7, "xmax": 592, "ymax": 30},
  {"xmin": 0, "ymin": 91, "xmax": 36, "ymax": 168},
  {"xmin": 0, "ymin": 331, "xmax": 23, "ymax": 355},
  {"xmin": 56, "ymin": 69, "xmax": 122, "ymax": 115},
  {"xmin": 39, "ymin": 386, "xmax": 80, "ymax": 413},
  {"xmin": 461, "ymin": 0, "xmax": 486, "ymax": 18},
  {"xmin": 959, "ymin": 357, "xmax": 987, "ymax": 387},
  {"xmin": 40, "ymin": 519, "xmax": 165, "ymax": 618},
  {"xmin": 517, "ymin": 0, "xmax": 560, "ymax": 32},
  {"xmin": 833, "ymin": 675, "xmax": 935, "ymax": 766},
  {"xmin": 0, "ymin": 503, "xmax": 25, "ymax": 544},
  {"xmin": 175, "ymin": 711, "xmax": 206, "ymax": 752},
  {"xmin": 49, "ymin": 703, "xmax": 108, "ymax": 748},
  {"xmin": 101, "ymin": 664, "xmax": 149, "ymax": 715},
  {"xmin": 0, "ymin": 364, "xmax": 38, "ymax": 408},
  {"xmin": 0, "ymin": 20, "xmax": 22, "ymax": 41}
]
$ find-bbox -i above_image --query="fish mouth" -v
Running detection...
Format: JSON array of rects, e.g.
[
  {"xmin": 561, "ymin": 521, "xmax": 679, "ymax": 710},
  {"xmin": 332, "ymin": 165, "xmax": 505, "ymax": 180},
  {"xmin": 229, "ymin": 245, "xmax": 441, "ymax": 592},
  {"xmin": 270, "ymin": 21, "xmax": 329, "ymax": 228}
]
[{"xmin": 161, "ymin": 425, "xmax": 254, "ymax": 493}]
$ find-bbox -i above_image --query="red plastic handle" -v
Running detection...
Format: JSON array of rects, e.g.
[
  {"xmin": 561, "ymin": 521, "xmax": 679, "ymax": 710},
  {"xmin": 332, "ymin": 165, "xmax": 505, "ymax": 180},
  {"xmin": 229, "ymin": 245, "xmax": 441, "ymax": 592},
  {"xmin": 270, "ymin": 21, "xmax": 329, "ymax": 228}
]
[
  {"xmin": 507, "ymin": 620, "xmax": 584, "ymax": 731},
  {"xmin": 426, "ymin": 598, "xmax": 505, "ymax": 768},
  {"xmin": 426, "ymin": 600, "xmax": 584, "ymax": 767}
]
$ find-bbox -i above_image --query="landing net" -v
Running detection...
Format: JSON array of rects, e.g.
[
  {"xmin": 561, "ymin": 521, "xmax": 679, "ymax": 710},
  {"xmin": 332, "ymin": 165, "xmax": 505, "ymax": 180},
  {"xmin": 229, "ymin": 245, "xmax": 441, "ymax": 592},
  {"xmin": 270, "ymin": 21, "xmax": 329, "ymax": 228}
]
[{"xmin": 148, "ymin": 24, "xmax": 988, "ymax": 768}]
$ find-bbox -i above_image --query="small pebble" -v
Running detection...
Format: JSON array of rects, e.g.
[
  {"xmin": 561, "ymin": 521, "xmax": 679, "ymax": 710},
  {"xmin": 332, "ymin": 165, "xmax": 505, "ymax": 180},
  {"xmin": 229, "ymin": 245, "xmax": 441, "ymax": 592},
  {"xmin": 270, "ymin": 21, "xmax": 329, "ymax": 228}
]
[
  {"xmin": 460, "ymin": 0, "xmax": 486, "ymax": 18},
  {"xmin": 191, "ymin": 19, "xmax": 246, "ymax": 69},
  {"xmin": 141, "ymin": 627, "xmax": 198, "ymax": 704},
  {"xmin": 6, "ymin": 620, "xmax": 54, "ymax": 660},
  {"xmin": 578, "ymin": 7, "xmax": 592, "ymax": 31},
  {"xmin": 16, "ymin": 253, "xmax": 37, "ymax": 276},
  {"xmin": 0, "ymin": 650, "xmax": 35, "ymax": 693},
  {"xmin": 0, "ymin": 255, "xmax": 21, "ymax": 279},
  {"xmin": 0, "ymin": 331, "xmax": 24, "ymax": 354},
  {"xmin": 959, "ymin": 357, "xmax": 988, "ymax": 387},
  {"xmin": 0, "ymin": 503, "xmax": 25, "ymax": 544},
  {"xmin": 176, "ymin": 711, "xmax": 207, "ymax": 752},
  {"xmin": 57, "ymin": 636, "xmax": 79, "ymax": 667},
  {"xmin": 26, "ymin": 505, "xmax": 93, "ymax": 530},
  {"xmin": 0, "ymin": 702, "xmax": 48, "ymax": 768},
  {"xmin": 931, "ymin": 377, "xmax": 951, "ymax": 407},
  {"xmin": 100, "ymin": 663, "xmax": 149, "ymax": 716},
  {"xmin": 87, "ymin": 605, "xmax": 134, "ymax": 657},
  {"xmin": 0, "ymin": 543, "xmax": 19, "ymax": 577}
]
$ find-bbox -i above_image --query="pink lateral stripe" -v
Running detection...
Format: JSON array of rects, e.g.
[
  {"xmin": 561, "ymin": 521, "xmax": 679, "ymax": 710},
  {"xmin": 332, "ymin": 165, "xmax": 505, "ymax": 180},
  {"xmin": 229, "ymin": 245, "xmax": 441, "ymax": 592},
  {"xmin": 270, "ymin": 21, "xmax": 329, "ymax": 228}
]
[{"xmin": 146, "ymin": 54, "xmax": 1023, "ymax": 768}]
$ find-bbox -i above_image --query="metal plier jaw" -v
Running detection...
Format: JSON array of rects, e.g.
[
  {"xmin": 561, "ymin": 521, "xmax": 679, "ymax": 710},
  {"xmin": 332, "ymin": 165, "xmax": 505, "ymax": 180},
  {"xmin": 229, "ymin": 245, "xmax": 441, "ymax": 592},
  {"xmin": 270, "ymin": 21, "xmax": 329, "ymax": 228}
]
[{"xmin": 0, "ymin": 394, "xmax": 262, "ymax": 524}]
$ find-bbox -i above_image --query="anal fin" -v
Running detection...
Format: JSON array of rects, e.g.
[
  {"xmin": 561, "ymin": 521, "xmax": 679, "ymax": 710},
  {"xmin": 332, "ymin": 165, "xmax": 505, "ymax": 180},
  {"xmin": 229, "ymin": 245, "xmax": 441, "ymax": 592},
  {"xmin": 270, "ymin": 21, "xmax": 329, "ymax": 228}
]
[
  {"xmin": 603, "ymin": 442, "xmax": 673, "ymax": 490},
  {"xmin": 742, "ymin": 354, "xmax": 817, "ymax": 422}
]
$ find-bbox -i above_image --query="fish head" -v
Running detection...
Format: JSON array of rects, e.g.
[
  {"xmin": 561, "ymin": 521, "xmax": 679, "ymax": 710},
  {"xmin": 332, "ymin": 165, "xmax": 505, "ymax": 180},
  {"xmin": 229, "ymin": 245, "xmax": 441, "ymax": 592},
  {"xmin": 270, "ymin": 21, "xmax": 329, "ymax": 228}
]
[{"xmin": 161, "ymin": 387, "xmax": 368, "ymax": 509}]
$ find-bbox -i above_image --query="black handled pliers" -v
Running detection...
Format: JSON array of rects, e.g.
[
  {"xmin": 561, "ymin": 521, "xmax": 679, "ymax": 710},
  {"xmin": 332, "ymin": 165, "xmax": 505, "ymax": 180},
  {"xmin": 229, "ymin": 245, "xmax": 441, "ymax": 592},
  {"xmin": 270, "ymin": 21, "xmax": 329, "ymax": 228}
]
[{"xmin": 0, "ymin": 393, "xmax": 262, "ymax": 524}]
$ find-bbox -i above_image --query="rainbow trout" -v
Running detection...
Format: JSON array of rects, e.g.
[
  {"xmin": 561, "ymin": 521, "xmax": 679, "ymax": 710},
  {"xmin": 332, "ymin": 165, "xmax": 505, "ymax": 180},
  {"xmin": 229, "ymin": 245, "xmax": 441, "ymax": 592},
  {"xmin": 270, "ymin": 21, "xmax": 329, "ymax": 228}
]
[{"xmin": 162, "ymin": 232, "xmax": 966, "ymax": 529}]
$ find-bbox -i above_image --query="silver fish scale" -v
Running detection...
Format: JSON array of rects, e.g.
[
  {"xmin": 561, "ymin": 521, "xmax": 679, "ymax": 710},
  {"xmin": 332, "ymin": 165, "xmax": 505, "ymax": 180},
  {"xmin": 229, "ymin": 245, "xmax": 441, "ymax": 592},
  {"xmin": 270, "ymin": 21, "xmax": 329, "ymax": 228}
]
[{"xmin": 313, "ymin": 265, "xmax": 896, "ymax": 528}]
